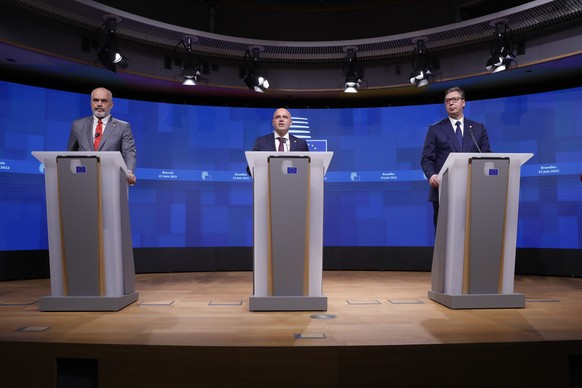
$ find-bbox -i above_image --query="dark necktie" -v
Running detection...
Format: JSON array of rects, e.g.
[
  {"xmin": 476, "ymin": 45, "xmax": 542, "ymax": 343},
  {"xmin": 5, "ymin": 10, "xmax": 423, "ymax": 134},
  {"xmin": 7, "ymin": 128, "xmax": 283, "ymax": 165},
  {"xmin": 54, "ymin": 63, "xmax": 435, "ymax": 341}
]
[
  {"xmin": 94, "ymin": 119, "xmax": 103, "ymax": 150},
  {"xmin": 277, "ymin": 137, "xmax": 285, "ymax": 151},
  {"xmin": 455, "ymin": 121, "xmax": 463, "ymax": 149}
]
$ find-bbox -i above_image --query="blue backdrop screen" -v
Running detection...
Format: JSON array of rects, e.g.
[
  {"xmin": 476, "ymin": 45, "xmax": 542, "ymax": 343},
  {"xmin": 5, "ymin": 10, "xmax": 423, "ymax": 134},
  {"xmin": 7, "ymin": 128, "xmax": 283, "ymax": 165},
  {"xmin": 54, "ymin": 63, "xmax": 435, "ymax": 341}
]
[{"xmin": 1, "ymin": 80, "xmax": 581, "ymax": 250}]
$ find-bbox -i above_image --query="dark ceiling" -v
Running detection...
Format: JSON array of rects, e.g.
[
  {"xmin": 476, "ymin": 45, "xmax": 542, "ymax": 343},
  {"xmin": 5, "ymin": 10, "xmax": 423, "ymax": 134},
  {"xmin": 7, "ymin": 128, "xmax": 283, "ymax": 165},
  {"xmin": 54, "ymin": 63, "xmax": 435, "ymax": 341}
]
[
  {"xmin": 1, "ymin": 0, "xmax": 582, "ymax": 107},
  {"xmin": 92, "ymin": 0, "xmax": 536, "ymax": 41}
]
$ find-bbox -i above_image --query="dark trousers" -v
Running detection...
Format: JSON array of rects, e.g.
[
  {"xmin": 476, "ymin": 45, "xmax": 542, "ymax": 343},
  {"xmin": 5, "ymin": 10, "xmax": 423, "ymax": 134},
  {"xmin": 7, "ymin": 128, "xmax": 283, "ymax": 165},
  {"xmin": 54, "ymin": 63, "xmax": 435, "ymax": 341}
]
[{"xmin": 432, "ymin": 201, "xmax": 439, "ymax": 230}]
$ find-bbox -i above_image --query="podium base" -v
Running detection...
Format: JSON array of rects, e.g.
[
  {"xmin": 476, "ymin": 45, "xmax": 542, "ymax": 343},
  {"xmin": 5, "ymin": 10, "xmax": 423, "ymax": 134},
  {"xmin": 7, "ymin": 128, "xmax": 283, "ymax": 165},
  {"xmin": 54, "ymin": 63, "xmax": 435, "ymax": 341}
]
[
  {"xmin": 428, "ymin": 291, "xmax": 525, "ymax": 309},
  {"xmin": 249, "ymin": 295, "xmax": 327, "ymax": 312},
  {"xmin": 39, "ymin": 292, "xmax": 139, "ymax": 312}
]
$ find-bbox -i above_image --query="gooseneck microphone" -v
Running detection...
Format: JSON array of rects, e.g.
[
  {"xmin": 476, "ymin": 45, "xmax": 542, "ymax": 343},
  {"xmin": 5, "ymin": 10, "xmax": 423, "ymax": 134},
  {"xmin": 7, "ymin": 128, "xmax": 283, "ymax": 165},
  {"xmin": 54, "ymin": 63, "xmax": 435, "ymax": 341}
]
[{"xmin": 469, "ymin": 127, "xmax": 482, "ymax": 153}]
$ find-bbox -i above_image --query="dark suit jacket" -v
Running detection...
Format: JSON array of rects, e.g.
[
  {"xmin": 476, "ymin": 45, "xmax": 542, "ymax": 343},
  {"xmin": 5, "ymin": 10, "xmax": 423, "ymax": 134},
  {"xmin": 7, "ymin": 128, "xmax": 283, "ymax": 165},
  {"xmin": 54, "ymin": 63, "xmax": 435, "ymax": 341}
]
[
  {"xmin": 67, "ymin": 115, "xmax": 137, "ymax": 171},
  {"xmin": 420, "ymin": 117, "xmax": 491, "ymax": 202},
  {"xmin": 246, "ymin": 132, "xmax": 310, "ymax": 175},
  {"xmin": 252, "ymin": 133, "xmax": 309, "ymax": 151}
]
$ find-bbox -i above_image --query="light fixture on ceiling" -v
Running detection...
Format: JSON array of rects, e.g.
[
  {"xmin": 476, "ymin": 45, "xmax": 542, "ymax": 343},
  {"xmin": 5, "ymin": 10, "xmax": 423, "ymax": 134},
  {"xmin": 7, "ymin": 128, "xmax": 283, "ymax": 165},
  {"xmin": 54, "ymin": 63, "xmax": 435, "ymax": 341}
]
[
  {"xmin": 178, "ymin": 35, "xmax": 201, "ymax": 86},
  {"xmin": 409, "ymin": 37, "xmax": 433, "ymax": 88},
  {"xmin": 485, "ymin": 19, "xmax": 515, "ymax": 73},
  {"xmin": 97, "ymin": 14, "xmax": 128, "ymax": 73},
  {"xmin": 343, "ymin": 47, "xmax": 361, "ymax": 93},
  {"xmin": 182, "ymin": 66, "xmax": 201, "ymax": 86},
  {"xmin": 243, "ymin": 46, "xmax": 269, "ymax": 93}
]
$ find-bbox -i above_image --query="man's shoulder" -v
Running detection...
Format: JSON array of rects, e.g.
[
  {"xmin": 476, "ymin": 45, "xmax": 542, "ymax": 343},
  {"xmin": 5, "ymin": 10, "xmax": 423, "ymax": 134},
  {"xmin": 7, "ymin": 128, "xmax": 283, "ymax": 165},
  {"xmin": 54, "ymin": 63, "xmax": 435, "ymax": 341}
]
[
  {"xmin": 464, "ymin": 118, "xmax": 483, "ymax": 127},
  {"xmin": 73, "ymin": 116, "xmax": 92, "ymax": 125},
  {"xmin": 429, "ymin": 118, "xmax": 450, "ymax": 128},
  {"xmin": 290, "ymin": 134, "xmax": 306, "ymax": 142},
  {"xmin": 110, "ymin": 117, "xmax": 130, "ymax": 126},
  {"xmin": 256, "ymin": 133, "xmax": 274, "ymax": 141}
]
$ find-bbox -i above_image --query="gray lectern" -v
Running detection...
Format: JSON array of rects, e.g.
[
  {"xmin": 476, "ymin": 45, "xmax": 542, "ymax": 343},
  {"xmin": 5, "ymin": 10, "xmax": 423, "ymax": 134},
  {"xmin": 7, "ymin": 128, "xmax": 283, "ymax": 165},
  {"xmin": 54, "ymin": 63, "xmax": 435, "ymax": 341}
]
[
  {"xmin": 32, "ymin": 151, "xmax": 138, "ymax": 311},
  {"xmin": 246, "ymin": 151, "xmax": 333, "ymax": 311},
  {"xmin": 429, "ymin": 152, "xmax": 533, "ymax": 309}
]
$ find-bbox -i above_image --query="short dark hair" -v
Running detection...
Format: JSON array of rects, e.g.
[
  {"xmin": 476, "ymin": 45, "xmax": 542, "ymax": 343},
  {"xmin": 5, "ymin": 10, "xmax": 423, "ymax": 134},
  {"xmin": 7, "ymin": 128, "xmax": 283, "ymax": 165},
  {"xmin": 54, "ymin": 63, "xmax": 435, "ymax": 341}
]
[{"xmin": 444, "ymin": 86, "xmax": 465, "ymax": 100}]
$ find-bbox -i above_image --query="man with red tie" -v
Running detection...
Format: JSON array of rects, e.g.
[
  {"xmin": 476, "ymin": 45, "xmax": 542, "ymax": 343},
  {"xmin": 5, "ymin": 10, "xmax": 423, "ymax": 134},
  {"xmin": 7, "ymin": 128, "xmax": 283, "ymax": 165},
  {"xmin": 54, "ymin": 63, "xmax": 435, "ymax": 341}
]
[{"xmin": 67, "ymin": 87, "xmax": 137, "ymax": 184}]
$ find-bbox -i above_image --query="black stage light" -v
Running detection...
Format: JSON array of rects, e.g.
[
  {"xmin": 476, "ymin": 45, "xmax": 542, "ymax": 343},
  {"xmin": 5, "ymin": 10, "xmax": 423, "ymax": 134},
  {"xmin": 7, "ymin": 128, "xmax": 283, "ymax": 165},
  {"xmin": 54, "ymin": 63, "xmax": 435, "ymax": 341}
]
[
  {"xmin": 409, "ymin": 37, "xmax": 433, "ymax": 88},
  {"xmin": 242, "ymin": 46, "xmax": 269, "ymax": 93},
  {"xmin": 486, "ymin": 20, "xmax": 515, "ymax": 73},
  {"xmin": 343, "ymin": 47, "xmax": 361, "ymax": 93},
  {"xmin": 97, "ymin": 15, "xmax": 128, "ymax": 73}
]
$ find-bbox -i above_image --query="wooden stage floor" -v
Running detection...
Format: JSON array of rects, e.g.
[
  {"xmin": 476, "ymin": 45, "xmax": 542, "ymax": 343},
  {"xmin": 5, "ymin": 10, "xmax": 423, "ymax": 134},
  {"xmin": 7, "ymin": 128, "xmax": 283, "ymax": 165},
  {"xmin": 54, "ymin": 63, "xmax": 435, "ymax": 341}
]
[{"xmin": 1, "ymin": 271, "xmax": 582, "ymax": 387}]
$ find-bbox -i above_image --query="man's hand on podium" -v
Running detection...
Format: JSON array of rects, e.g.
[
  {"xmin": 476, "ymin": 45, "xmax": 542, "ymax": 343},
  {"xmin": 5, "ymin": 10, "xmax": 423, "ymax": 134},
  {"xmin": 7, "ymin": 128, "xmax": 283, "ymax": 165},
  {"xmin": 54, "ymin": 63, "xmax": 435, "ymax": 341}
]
[
  {"xmin": 128, "ymin": 170, "xmax": 137, "ymax": 185},
  {"xmin": 429, "ymin": 174, "xmax": 439, "ymax": 188}
]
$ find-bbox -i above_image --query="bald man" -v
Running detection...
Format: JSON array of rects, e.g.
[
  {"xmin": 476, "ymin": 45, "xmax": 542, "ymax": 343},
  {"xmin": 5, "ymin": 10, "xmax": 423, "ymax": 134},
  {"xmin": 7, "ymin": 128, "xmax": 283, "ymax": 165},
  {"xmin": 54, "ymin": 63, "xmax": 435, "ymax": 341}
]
[
  {"xmin": 251, "ymin": 108, "xmax": 309, "ymax": 152},
  {"xmin": 67, "ymin": 87, "xmax": 137, "ymax": 184}
]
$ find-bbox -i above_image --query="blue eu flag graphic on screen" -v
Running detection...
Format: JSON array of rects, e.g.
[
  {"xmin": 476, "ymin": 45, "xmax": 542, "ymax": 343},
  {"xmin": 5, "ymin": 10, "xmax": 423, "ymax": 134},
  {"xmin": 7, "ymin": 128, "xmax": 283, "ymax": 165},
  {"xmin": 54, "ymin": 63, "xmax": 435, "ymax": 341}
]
[
  {"xmin": 290, "ymin": 115, "xmax": 327, "ymax": 151},
  {"xmin": 307, "ymin": 140, "xmax": 327, "ymax": 151}
]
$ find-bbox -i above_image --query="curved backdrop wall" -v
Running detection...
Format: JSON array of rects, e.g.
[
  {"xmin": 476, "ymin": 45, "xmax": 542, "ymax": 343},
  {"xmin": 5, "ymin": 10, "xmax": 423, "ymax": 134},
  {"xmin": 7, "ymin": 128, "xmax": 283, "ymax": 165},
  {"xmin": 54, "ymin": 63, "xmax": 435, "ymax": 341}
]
[{"xmin": 1, "ymin": 80, "xmax": 581, "ymax": 274}]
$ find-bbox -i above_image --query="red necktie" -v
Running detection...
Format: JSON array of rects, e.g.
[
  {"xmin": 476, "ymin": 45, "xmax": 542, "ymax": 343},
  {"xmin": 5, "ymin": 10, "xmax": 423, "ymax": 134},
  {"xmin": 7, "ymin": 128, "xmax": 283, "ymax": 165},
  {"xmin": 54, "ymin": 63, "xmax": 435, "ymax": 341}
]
[
  {"xmin": 94, "ymin": 119, "xmax": 103, "ymax": 150},
  {"xmin": 277, "ymin": 137, "xmax": 285, "ymax": 151}
]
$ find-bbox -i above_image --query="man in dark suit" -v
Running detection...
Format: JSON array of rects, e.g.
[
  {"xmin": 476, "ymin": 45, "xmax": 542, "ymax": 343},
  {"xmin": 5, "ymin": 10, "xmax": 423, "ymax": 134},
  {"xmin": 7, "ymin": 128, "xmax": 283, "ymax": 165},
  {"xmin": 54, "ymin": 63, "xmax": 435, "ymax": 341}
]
[
  {"xmin": 252, "ymin": 108, "xmax": 309, "ymax": 152},
  {"xmin": 67, "ymin": 87, "xmax": 137, "ymax": 184},
  {"xmin": 420, "ymin": 86, "xmax": 491, "ymax": 228}
]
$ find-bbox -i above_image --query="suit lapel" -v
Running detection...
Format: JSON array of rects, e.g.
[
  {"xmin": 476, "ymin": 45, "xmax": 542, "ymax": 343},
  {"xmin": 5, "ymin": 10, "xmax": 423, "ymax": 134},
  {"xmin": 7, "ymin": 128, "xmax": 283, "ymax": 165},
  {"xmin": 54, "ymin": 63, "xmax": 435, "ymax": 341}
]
[
  {"xmin": 266, "ymin": 133, "xmax": 276, "ymax": 151},
  {"xmin": 462, "ymin": 120, "xmax": 474, "ymax": 152},
  {"xmin": 99, "ymin": 119, "xmax": 110, "ymax": 150},
  {"xmin": 288, "ymin": 135, "xmax": 302, "ymax": 151},
  {"xmin": 84, "ymin": 117, "xmax": 93, "ymax": 147},
  {"xmin": 99, "ymin": 117, "xmax": 116, "ymax": 150}
]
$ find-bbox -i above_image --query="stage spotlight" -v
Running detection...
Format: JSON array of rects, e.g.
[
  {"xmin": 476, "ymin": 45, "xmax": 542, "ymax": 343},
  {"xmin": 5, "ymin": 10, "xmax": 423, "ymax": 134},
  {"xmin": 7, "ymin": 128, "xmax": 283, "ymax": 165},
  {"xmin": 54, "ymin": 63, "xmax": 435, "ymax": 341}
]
[
  {"xmin": 343, "ymin": 47, "xmax": 361, "ymax": 93},
  {"xmin": 97, "ymin": 15, "xmax": 128, "ymax": 73},
  {"xmin": 485, "ymin": 20, "xmax": 515, "ymax": 73},
  {"xmin": 242, "ymin": 46, "xmax": 269, "ymax": 93},
  {"xmin": 177, "ymin": 36, "xmax": 201, "ymax": 86},
  {"xmin": 409, "ymin": 37, "xmax": 433, "ymax": 88},
  {"xmin": 343, "ymin": 75, "xmax": 360, "ymax": 93},
  {"xmin": 182, "ymin": 66, "xmax": 201, "ymax": 86},
  {"xmin": 244, "ymin": 73, "xmax": 269, "ymax": 93}
]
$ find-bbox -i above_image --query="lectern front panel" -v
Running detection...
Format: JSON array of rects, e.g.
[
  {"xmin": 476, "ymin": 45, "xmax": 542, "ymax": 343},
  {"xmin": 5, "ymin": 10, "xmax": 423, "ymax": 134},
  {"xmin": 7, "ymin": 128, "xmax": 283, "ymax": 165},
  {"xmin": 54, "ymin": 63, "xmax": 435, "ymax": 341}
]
[
  {"xmin": 56, "ymin": 156, "xmax": 103, "ymax": 296},
  {"xmin": 465, "ymin": 157, "xmax": 510, "ymax": 294},
  {"xmin": 268, "ymin": 156, "xmax": 310, "ymax": 296}
]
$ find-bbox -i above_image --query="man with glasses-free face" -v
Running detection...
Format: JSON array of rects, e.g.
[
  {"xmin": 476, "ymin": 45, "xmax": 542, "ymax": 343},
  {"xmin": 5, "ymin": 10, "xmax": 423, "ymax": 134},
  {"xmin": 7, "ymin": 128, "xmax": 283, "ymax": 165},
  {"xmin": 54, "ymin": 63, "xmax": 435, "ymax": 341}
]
[
  {"xmin": 251, "ymin": 108, "xmax": 309, "ymax": 152},
  {"xmin": 420, "ymin": 86, "xmax": 491, "ymax": 228},
  {"xmin": 67, "ymin": 87, "xmax": 137, "ymax": 185}
]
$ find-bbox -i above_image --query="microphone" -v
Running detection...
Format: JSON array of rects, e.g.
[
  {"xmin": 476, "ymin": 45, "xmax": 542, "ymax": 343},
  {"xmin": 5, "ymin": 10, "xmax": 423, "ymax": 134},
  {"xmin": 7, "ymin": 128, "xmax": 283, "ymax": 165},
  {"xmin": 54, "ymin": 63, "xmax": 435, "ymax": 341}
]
[
  {"xmin": 469, "ymin": 126, "xmax": 482, "ymax": 153},
  {"xmin": 92, "ymin": 132, "xmax": 101, "ymax": 150}
]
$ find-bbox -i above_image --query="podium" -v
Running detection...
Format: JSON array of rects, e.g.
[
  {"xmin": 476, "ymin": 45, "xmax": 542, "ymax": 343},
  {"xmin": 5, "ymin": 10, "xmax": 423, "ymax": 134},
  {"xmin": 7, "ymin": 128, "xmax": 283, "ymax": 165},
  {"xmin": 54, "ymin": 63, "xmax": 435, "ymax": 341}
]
[
  {"xmin": 32, "ymin": 151, "xmax": 138, "ymax": 311},
  {"xmin": 429, "ymin": 153, "xmax": 533, "ymax": 309},
  {"xmin": 246, "ymin": 151, "xmax": 333, "ymax": 311}
]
